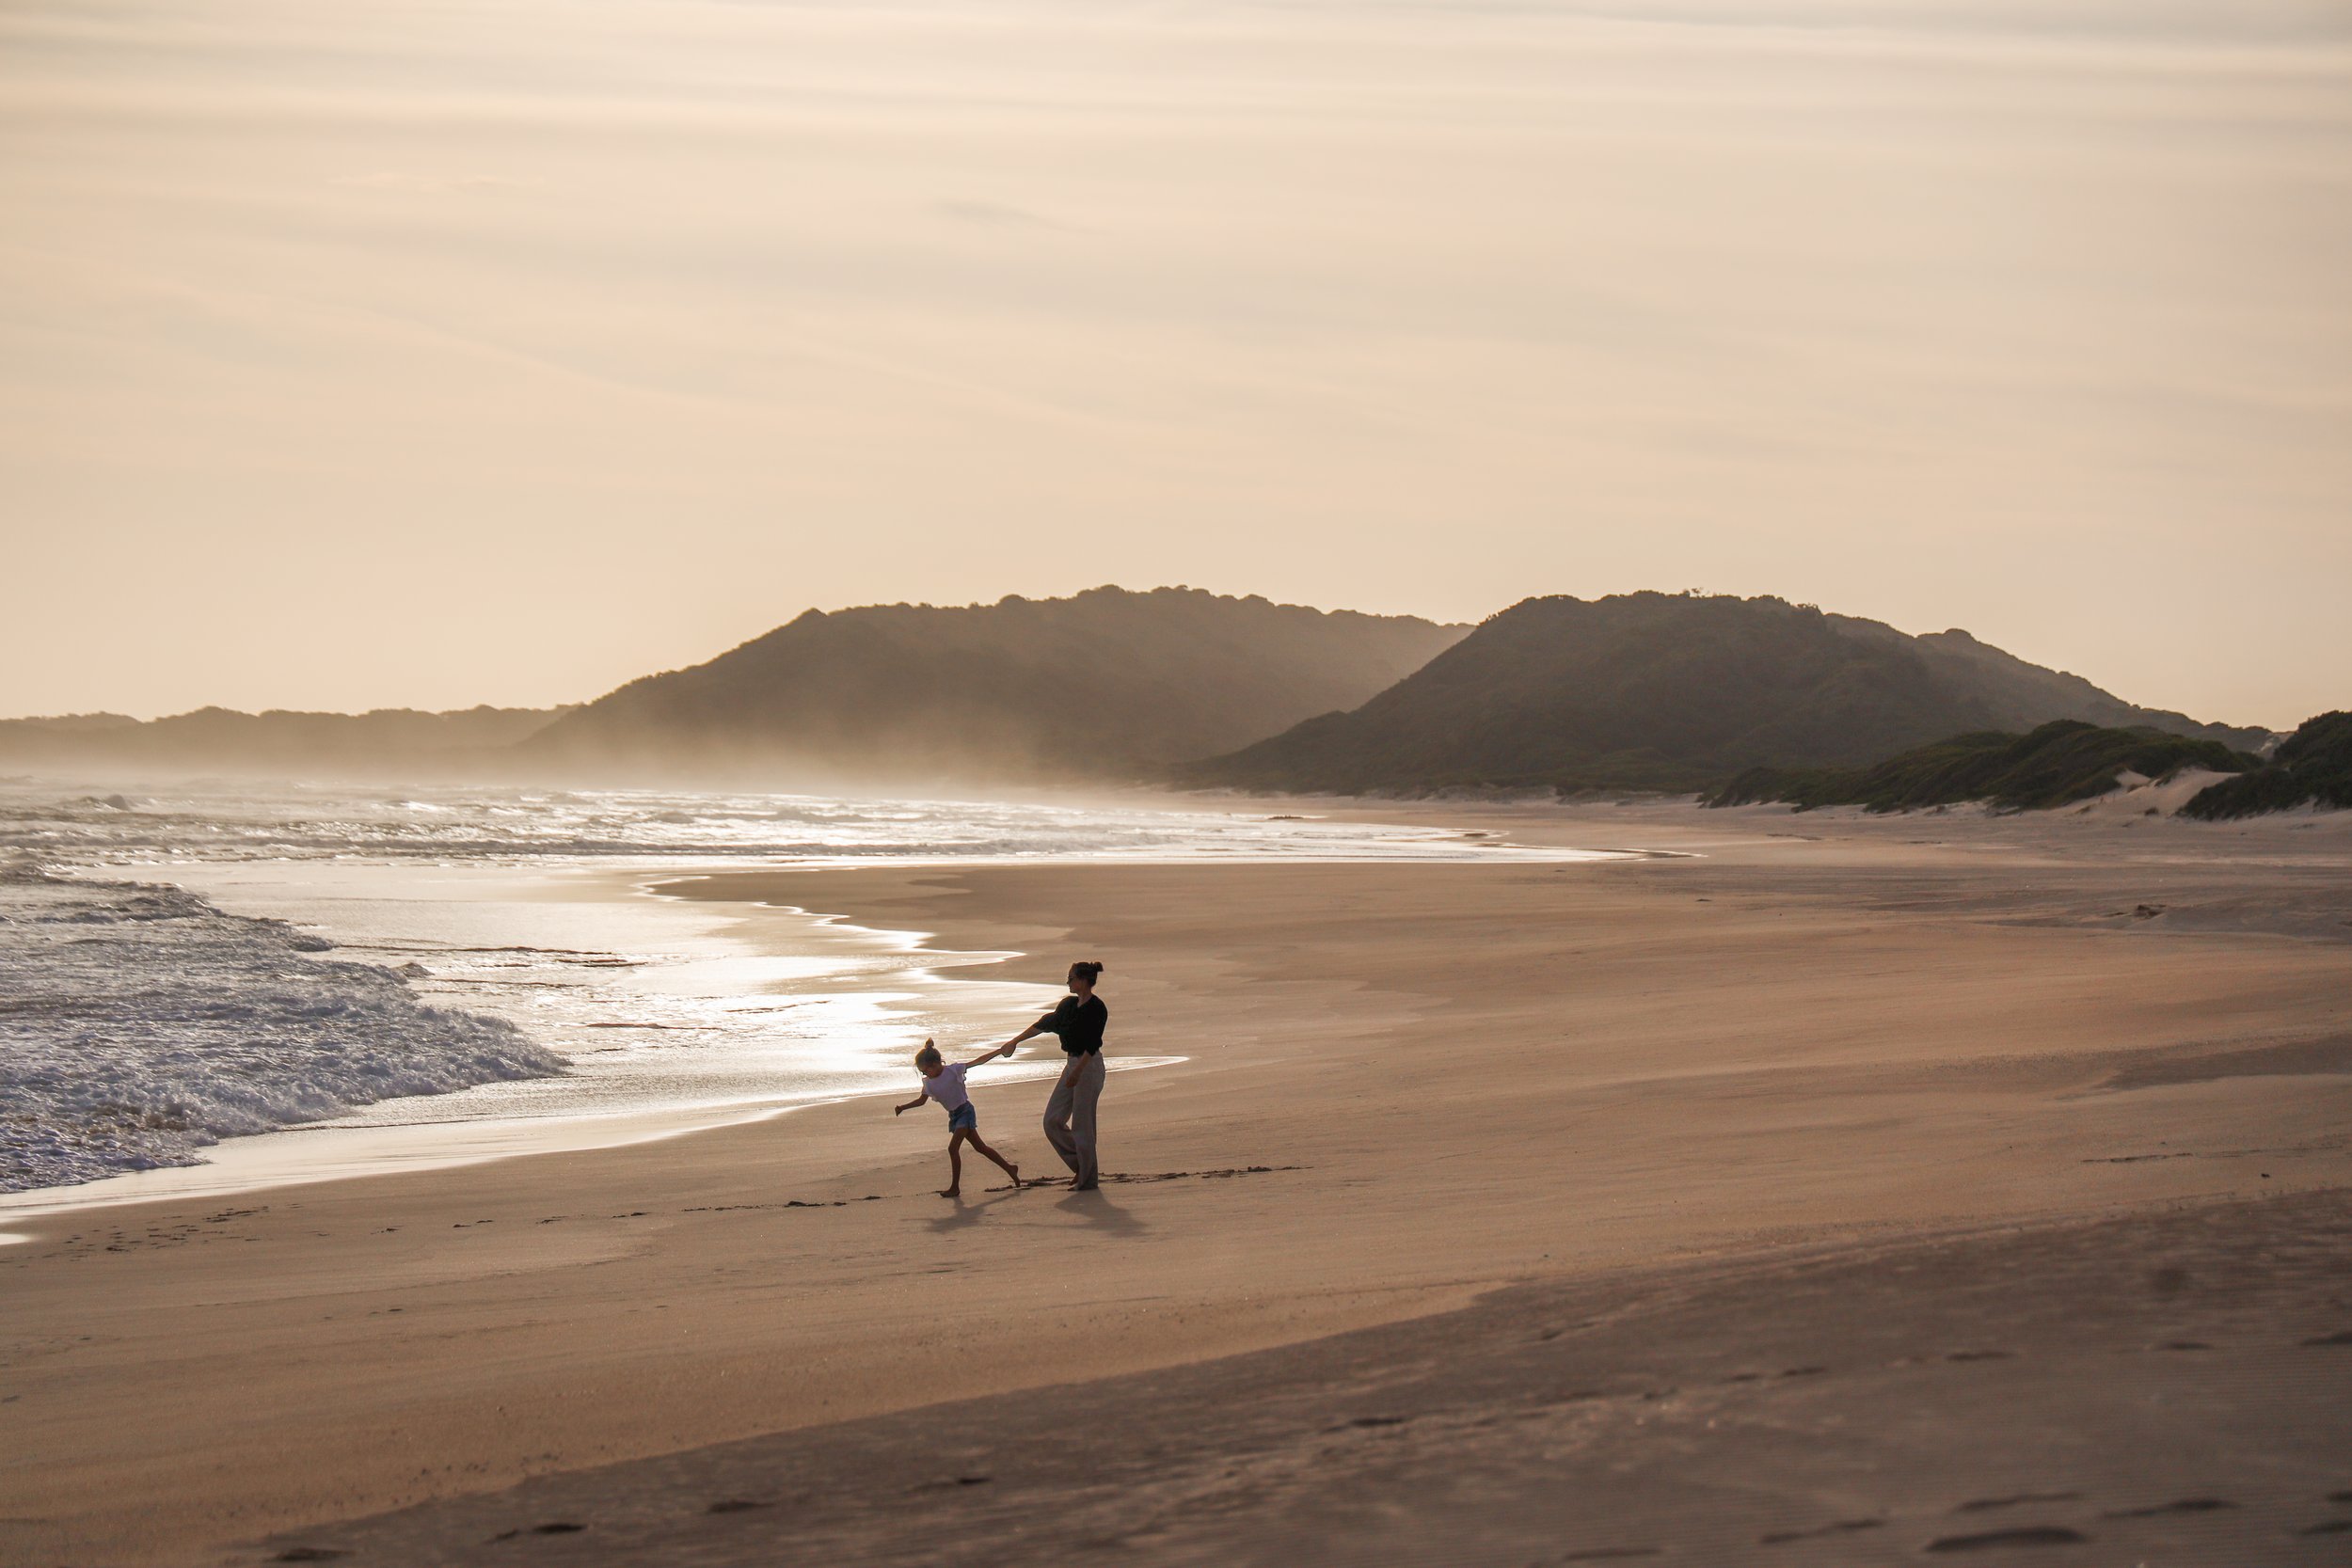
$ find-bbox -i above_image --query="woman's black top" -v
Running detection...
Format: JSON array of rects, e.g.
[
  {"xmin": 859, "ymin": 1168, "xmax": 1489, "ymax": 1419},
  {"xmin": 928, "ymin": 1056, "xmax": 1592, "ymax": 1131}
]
[{"xmin": 1035, "ymin": 994, "xmax": 1108, "ymax": 1055}]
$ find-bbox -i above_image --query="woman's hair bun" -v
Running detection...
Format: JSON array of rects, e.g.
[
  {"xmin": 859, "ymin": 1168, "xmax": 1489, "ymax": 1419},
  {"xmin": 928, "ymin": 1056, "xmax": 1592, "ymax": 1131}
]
[{"xmin": 1072, "ymin": 959, "xmax": 1105, "ymax": 980}]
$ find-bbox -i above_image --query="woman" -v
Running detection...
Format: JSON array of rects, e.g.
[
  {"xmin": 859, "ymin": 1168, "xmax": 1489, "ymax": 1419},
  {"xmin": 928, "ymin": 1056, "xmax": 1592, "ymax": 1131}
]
[{"xmin": 999, "ymin": 960, "xmax": 1108, "ymax": 1191}]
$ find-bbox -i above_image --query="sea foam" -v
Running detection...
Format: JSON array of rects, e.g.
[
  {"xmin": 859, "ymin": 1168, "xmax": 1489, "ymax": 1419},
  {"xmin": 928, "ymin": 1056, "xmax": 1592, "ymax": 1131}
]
[{"xmin": 0, "ymin": 867, "xmax": 562, "ymax": 1192}]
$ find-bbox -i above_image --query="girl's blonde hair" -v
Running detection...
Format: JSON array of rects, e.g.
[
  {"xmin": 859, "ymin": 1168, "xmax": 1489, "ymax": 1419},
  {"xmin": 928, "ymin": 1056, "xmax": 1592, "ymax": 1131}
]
[{"xmin": 914, "ymin": 1040, "xmax": 942, "ymax": 1069}]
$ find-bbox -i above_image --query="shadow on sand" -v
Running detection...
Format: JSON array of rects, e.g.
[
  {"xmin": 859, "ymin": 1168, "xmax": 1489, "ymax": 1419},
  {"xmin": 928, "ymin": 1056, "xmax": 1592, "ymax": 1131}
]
[
  {"xmin": 1055, "ymin": 1185, "xmax": 1146, "ymax": 1236},
  {"xmin": 923, "ymin": 1188, "xmax": 1023, "ymax": 1233}
]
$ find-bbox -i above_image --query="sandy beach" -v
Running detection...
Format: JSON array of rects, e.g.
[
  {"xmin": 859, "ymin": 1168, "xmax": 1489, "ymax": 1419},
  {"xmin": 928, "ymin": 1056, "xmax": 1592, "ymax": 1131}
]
[
  {"xmin": 15, "ymin": 0, "xmax": 2348, "ymax": 1558},
  {"xmin": 5, "ymin": 800, "xmax": 2349, "ymax": 1566}
]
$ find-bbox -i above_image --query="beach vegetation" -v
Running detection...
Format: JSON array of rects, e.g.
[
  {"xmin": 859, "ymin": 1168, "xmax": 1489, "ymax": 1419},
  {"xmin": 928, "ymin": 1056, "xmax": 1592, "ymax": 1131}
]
[
  {"xmin": 1704, "ymin": 721, "xmax": 2259, "ymax": 814},
  {"xmin": 2180, "ymin": 711, "xmax": 2352, "ymax": 818}
]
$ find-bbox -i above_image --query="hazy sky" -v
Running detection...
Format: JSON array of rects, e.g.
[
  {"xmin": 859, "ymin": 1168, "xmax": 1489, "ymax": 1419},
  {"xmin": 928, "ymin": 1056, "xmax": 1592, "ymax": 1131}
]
[{"xmin": 4, "ymin": 0, "xmax": 2347, "ymax": 730}]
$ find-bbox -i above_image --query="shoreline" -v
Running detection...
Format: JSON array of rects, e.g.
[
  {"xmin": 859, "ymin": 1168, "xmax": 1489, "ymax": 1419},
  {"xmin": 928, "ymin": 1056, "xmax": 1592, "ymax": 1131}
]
[
  {"xmin": 5, "ymin": 802, "xmax": 1616, "ymax": 1218},
  {"xmin": 4, "ymin": 817, "xmax": 1618, "ymax": 1222},
  {"xmin": 0, "ymin": 859, "xmax": 1080, "ymax": 1223},
  {"xmin": 4, "ymin": 800, "xmax": 2347, "ymax": 1565}
]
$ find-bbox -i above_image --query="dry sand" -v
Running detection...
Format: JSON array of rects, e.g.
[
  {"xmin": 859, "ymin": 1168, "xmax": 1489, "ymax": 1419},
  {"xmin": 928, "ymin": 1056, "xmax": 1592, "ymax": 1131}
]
[
  {"xmin": 4, "ymin": 800, "xmax": 2348, "ymax": 1566},
  {"xmin": 244, "ymin": 1189, "xmax": 2352, "ymax": 1566}
]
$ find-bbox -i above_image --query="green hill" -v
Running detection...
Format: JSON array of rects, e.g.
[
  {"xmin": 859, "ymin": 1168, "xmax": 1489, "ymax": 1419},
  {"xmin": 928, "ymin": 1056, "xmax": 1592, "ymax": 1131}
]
[
  {"xmin": 526, "ymin": 586, "xmax": 1468, "ymax": 784},
  {"xmin": 2181, "ymin": 712, "xmax": 2352, "ymax": 818},
  {"xmin": 1184, "ymin": 593, "xmax": 2260, "ymax": 797},
  {"xmin": 1706, "ymin": 721, "xmax": 2258, "ymax": 813}
]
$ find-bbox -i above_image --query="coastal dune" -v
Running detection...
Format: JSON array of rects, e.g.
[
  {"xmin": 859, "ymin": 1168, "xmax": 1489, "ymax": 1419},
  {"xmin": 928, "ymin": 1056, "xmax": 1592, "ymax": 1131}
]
[{"xmin": 2, "ymin": 804, "xmax": 2348, "ymax": 1564}]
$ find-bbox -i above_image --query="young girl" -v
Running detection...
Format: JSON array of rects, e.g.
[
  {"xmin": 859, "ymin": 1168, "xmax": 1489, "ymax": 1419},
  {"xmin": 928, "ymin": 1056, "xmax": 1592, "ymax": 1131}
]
[{"xmin": 894, "ymin": 1037, "xmax": 1022, "ymax": 1197}]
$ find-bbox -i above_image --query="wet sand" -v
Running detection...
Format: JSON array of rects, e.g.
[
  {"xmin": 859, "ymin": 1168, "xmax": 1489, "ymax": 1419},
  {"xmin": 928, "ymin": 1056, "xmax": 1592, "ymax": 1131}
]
[{"xmin": 3, "ymin": 800, "xmax": 2348, "ymax": 1565}]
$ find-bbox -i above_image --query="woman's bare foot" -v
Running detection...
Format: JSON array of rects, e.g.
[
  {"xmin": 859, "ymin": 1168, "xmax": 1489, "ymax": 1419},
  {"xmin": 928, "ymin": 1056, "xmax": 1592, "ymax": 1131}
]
[
  {"xmin": 1008, "ymin": 1164, "xmax": 1021, "ymax": 1187},
  {"xmin": 938, "ymin": 1186, "xmax": 960, "ymax": 1198}
]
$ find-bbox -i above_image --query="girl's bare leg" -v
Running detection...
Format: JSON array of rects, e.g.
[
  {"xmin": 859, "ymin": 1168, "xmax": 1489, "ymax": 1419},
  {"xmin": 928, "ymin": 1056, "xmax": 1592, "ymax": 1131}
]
[
  {"xmin": 942, "ymin": 1131, "xmax": 966, "ymax": 1197},
  {"xmin": 967, "ymin": 1132, "xmax": 1020, "ymax": 1189}
]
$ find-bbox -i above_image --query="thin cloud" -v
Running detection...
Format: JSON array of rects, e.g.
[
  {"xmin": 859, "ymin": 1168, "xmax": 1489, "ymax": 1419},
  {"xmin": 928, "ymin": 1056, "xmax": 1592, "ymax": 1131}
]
[
  {"xmin": 331, "ymin": 171, "xmax": 529, "ymax": 195},
  {"xmin": 933, "ymin": 198, "xmax": 1077, "ymax": 232}
]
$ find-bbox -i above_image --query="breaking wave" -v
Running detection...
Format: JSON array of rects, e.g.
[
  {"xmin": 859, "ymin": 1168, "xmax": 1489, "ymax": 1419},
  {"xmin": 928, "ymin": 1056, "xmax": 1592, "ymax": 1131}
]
[{"xmin": 0, "ymin": 867, "xmax": 562, "ymax": 1192}]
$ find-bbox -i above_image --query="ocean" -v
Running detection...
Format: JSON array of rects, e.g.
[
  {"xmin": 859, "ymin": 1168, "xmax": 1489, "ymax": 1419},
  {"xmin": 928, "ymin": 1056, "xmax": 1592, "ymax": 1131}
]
[{"xmin": 0, "ymin": 780, "xmax": 1595, "ymax": 1209}]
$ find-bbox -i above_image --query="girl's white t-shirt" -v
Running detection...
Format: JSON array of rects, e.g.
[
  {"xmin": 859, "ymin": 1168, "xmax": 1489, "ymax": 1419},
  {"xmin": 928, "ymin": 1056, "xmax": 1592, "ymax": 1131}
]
[{"xmin": 924, "ymin": 1062, "xmax": 971, "ymax": 1113}]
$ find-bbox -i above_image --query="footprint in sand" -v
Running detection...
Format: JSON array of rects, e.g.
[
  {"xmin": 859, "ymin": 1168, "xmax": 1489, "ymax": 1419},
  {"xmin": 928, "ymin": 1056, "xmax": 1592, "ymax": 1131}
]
[
  {"xmin": 1924, "ymin": 1526, "xmax": 2089, "ymax": 1552},
  {"xmin": 2103, "ymin": 1498, "xmax": 2233, "ymax": 1518},
  {"xmin": 1953, "ymin": 1493, "xmax": 2079, "ymax": 1513},
  {"xmin": 1759, "ymin": 1517, "xmax": 1883, "ymax": 1544},
  {"xmin": 487, "ymin": 1522, "xmax": 586, "ymax": 1539},
  {"xmin": 1322, "ymin": 1414, "xmax": 1412, "ymax": 1433},
  {"xmin": 1104, "ymin": 1165, "xmax": 1307, "ymax": 1184}
]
